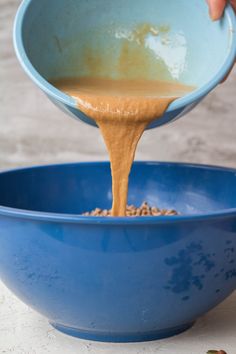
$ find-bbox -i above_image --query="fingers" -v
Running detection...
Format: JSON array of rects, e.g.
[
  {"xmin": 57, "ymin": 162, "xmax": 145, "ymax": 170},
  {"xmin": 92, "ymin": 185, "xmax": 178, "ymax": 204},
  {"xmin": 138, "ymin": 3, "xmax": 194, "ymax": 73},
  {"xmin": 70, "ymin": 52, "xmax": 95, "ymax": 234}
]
[{"xmin": 207, "ymin": 0, "xmax": 227, "ymax": 20}]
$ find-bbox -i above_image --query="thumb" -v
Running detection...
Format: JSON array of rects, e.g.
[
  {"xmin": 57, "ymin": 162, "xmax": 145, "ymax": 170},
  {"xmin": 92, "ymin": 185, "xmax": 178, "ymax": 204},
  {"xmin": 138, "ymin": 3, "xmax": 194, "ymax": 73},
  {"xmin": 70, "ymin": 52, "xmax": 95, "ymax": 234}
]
[{"xmin": 207, "ymin": 0, "xmax": 227, "ymax": 20}]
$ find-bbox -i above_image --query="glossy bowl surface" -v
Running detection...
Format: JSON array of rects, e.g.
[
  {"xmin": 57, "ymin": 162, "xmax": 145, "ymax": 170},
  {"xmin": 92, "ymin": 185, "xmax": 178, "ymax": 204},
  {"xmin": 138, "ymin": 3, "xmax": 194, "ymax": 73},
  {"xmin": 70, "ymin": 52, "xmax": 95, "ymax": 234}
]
[
  {"xmin": 14, "ymin": 0, "xmax": 236, "ymax": 128},
  {"xmin": 0, "ymin": 161, "xmax": 236, "ymax": 342}
]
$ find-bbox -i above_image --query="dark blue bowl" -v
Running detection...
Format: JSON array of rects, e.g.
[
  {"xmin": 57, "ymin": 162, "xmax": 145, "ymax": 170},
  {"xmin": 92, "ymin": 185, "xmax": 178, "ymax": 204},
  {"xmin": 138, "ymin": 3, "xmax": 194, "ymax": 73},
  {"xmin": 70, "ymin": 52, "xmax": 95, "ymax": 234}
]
[{"xmin": 0, "ymin": 161, "xmax": 236, "ymax": 342}]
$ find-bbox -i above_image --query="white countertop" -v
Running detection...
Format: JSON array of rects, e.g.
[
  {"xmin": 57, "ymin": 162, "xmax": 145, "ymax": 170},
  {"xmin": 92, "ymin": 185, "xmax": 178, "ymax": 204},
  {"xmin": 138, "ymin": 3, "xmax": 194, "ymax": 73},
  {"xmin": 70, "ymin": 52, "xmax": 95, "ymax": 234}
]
[{"xmin": 1, "ymin": 0, "xmax": 236, "ymax": 353}]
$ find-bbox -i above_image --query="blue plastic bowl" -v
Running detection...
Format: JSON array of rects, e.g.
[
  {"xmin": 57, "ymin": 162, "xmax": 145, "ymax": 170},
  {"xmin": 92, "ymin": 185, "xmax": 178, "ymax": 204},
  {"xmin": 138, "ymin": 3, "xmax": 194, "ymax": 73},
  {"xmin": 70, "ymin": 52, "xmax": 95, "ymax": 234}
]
[
  {"xmin": 14, "ymin": 0, "xmax": 236, "ymax": 128},
  {"xmin": 0, "ymin": 161, "xmax": 236, "ymax": 342}
]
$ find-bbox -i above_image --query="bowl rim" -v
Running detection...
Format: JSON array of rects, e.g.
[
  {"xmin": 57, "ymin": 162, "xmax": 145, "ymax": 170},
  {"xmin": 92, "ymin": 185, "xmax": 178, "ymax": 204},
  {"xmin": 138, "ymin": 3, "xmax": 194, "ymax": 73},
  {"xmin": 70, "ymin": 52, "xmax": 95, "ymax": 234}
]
[
  {"xmin": 13, "ymin": 0, "xmax": 236, "ymax": 112},
  {"xmin": 1, "ymin": 161, "xmax": 236, "ymax": 224}
]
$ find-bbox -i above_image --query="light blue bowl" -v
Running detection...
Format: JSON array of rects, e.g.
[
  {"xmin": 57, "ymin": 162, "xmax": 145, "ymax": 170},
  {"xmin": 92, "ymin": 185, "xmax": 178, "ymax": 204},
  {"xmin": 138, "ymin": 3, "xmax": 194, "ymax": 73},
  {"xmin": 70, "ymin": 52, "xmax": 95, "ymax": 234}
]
[{"xmin": 14, "ymin": 0, "xmax": 236, "ymax": 129}]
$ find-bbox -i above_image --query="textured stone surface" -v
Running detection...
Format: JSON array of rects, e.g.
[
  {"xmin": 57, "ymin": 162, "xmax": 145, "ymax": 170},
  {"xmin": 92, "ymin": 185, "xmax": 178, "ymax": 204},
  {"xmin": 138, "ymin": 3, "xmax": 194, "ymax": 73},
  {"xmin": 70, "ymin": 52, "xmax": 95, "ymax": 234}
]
[{"xmin": 1, "ymin": 0, "xmax": 236, "ymax": 353}]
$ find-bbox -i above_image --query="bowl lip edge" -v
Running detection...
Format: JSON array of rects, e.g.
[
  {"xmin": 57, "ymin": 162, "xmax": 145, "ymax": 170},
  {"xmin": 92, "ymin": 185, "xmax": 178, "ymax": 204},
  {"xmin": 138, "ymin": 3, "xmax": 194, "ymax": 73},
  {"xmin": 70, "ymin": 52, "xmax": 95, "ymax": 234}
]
[
  {"xmin": 0, "ymin": 161, "xmax": 236, "ymax": 224},
  {"xmin": 13, "ymin": 0, "xmax": 236, "ymax": 113}
]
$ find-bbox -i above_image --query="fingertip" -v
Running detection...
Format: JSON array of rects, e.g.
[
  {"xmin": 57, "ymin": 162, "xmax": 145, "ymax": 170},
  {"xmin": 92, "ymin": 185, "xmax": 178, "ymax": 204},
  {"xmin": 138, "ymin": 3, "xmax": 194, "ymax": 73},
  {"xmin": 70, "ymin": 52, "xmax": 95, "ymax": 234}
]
[{"xmin": 207, "ymin": 0, "xmax": 227, "ymax": 21}]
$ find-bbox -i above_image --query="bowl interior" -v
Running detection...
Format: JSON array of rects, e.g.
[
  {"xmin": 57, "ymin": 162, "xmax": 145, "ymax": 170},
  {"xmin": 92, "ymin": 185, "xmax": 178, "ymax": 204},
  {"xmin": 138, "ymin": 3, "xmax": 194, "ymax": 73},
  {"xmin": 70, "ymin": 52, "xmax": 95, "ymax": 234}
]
[
  {"xmin": 0, "ymin": 162, "xmax": 236, "ymax": 216},
  {"xmin": 21, "ymin": 0, "xmax": 234, "ymax": 88}
]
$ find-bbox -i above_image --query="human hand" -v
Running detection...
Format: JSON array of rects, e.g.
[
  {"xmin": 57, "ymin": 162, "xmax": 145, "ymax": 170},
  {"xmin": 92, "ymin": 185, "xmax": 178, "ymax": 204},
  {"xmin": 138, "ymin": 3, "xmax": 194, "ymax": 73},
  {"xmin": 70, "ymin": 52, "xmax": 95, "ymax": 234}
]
[{"xmin": 207, "ymin": 0, "xmax": 236, "ymax": 21}]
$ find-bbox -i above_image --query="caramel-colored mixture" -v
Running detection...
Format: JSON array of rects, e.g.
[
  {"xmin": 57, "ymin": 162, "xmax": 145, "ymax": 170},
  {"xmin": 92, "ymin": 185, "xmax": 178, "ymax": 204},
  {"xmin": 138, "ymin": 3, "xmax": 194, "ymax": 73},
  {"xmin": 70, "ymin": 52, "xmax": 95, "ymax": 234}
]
[
  {"xmin": 53, "ymin": 76, "xmax": 193, "ymax": 216},
  {"xmin": 52, "ymin": 22, "xmax": 194, "ymax": 216}
]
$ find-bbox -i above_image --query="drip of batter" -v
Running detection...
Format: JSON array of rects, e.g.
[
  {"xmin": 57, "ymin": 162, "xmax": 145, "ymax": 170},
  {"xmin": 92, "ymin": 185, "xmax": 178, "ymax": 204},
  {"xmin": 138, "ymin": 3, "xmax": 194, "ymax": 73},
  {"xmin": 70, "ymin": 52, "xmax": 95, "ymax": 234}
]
[{"xmin": 53, "ymin": 77, "xmax": 193, "ymax": 216}]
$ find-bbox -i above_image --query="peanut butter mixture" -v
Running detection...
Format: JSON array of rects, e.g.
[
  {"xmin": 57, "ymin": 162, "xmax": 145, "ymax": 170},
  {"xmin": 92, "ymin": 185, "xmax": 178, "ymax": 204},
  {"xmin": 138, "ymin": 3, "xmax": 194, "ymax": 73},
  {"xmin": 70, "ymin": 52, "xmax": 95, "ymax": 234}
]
[
  {"xmin": 52, "ymin": 23, "xmax": 194, "ymax": 216},
  {"xmin": 53, "ymin": 77, "xmax": 193, "ymax": 216}
]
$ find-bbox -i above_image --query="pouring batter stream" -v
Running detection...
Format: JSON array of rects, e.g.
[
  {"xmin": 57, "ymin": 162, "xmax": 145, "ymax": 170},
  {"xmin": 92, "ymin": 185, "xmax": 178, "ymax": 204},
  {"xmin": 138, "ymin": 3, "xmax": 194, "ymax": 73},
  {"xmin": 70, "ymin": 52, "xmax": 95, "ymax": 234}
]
[{"xmin": 53, "ymin": 77, "xmax": 193, "ymax": 216}]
